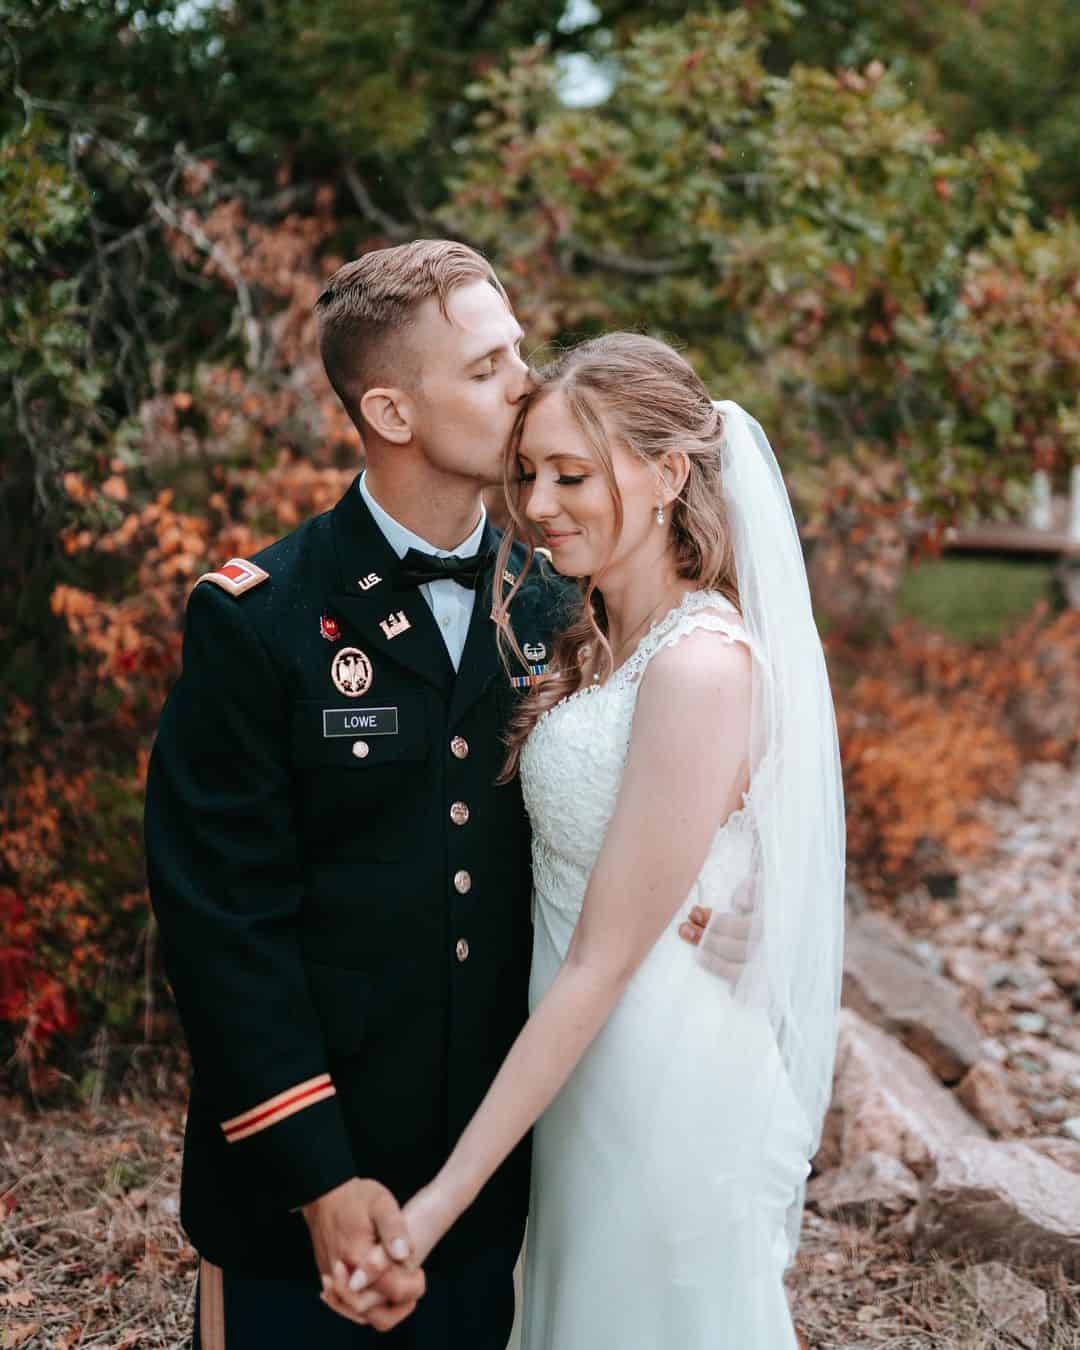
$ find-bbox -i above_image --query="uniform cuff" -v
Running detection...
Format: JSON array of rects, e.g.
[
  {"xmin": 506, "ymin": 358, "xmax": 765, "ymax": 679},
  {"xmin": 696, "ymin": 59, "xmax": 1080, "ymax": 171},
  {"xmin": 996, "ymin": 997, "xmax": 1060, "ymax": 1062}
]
[{"xmin": 224, "ymin": 1083, "xmax": 357, "ymax": 1213}]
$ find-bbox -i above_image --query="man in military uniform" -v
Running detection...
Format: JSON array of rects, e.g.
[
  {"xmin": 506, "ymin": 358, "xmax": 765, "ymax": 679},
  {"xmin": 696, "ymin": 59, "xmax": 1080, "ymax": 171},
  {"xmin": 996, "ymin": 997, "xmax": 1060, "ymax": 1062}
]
[{"xmin": 145, "ymin": 240, "xmax": 734, "ymax": 1349}]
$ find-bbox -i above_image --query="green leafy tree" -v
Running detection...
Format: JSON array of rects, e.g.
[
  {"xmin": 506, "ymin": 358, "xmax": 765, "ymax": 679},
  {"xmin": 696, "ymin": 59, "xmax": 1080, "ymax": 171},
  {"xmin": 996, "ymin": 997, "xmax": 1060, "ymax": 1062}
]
[{"xmin": 443, "ymin": 11, "xmax": 1074, "ymax": 524}]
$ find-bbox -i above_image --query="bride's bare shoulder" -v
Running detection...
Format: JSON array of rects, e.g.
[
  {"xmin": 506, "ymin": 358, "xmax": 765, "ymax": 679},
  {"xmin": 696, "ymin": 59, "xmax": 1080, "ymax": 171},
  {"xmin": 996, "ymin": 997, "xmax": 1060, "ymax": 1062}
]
[{"xmin": 639, "ymin": 616, "xmax": 753, "ymax": 707}]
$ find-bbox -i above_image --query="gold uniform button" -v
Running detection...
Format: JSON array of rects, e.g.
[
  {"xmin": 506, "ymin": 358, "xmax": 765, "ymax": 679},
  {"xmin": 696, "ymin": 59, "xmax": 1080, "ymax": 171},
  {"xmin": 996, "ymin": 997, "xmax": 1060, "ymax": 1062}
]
[
  {"xmin": 351, "ymin": 740, "xmax": 370, "ymax": 759},
  {"xmin": 450, "ymin": 736, "xmax": 469, "ymax": 759},
  {"xmin": 450, "ymin": 801, "xmax": 470, "ymax": 826},
  {"xmin": 455, "ymin": 938, "xmax": 470, "ymax": 963},
  {"xmin": 453, "ymin": 869, "xmax": 472, "ymax": 895}
]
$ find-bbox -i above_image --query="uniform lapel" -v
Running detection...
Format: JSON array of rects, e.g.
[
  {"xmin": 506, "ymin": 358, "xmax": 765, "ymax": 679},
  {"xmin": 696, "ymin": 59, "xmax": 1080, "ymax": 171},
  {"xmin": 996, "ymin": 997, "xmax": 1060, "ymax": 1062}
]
[
  {"xmin": 448, "ymin": 519, "xmax": 503, "ymax": 728},
  {"xmin": 329, "ymin": 478, "xmax": 454, "ymax": 694}
]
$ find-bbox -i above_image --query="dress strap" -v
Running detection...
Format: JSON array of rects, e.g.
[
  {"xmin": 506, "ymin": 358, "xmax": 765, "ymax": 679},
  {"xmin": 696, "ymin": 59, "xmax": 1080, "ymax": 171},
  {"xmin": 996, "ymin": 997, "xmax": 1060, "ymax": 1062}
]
[{"xmin": 619, "ymin": 591, "xmax": 757, "ymax": 687}]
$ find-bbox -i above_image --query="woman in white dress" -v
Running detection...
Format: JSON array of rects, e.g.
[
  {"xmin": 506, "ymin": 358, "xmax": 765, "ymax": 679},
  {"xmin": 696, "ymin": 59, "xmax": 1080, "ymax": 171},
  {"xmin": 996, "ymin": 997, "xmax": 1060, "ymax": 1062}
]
[{"xmin": 401, "ymin": 333, "xmax": 845, "ymax": 1348}]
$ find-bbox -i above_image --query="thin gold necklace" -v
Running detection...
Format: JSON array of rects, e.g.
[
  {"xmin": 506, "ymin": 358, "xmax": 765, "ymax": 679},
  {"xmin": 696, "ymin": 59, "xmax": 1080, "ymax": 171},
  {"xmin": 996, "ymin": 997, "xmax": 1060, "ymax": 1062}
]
[{"xmin": 592, "ymin": 592, "xmax": 682, "ymax": 683}]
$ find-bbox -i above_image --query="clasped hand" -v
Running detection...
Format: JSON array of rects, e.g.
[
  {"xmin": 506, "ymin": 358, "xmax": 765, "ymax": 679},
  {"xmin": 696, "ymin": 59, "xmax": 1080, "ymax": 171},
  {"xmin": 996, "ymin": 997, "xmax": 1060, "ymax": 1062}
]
[{"xmin": 304, "ymin": 1178, "xmax": 426, "ymax": 1331}]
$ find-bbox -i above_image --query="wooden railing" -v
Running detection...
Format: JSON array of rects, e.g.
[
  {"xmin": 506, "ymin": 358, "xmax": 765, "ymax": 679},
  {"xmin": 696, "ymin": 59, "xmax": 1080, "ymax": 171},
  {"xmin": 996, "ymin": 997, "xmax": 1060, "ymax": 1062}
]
[
  {"xmin": 944, "ymin": 466, "xmax": 1080, "ymax": 575},
  {"xmin": 940, "ymin": 466, "xmax": 1080, "ymax": 607}
]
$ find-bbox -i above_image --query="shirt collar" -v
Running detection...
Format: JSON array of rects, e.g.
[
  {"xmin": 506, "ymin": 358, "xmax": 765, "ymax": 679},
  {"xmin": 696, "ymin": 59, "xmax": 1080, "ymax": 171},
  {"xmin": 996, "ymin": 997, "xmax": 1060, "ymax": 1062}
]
[{"xmin": 358, "ymin": 470, "xmax": 486, "ymax": 562}]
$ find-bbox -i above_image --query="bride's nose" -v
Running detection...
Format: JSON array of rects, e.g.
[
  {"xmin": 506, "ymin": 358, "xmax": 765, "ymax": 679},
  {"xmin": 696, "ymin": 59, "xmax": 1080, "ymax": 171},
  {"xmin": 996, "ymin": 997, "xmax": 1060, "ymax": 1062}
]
[{"xmin": 524, "ymin": 476, "xmax": 556, "ymax": 522}]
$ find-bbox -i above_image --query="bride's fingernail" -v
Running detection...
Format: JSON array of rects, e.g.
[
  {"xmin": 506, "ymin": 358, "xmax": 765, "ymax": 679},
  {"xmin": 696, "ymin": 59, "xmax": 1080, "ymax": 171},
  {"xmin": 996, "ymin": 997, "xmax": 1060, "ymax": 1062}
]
[
  {"xmin": 348, "ymin": 1268, "xmax": 368, "ymax": 1291},
  {"xmin": 390, "ymin": 1237, "xmax": 410, "ymax": 1261}
]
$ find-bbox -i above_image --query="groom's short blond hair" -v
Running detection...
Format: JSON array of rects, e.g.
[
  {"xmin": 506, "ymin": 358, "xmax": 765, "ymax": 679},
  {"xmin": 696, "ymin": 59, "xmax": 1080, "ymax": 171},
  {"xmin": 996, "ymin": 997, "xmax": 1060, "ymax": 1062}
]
[{"xmin": 316, "ymin": 239, "xmax": 508, "ymax": 428}]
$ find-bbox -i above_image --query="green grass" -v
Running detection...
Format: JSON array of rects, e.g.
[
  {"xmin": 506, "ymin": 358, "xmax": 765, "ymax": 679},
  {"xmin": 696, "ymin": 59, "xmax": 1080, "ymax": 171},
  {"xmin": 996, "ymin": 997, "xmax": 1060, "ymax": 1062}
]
[{"xmin": 896, "ymin": 557, "xmax": 1056, "ymax": 642}]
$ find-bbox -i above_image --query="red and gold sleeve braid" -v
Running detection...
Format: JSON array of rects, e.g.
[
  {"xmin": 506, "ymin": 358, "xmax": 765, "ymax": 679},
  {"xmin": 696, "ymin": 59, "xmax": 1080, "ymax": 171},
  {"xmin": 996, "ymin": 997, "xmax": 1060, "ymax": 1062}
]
[{"xmin": 220, "ymin": 1073, "xmax": 336, "ymax": 1143}]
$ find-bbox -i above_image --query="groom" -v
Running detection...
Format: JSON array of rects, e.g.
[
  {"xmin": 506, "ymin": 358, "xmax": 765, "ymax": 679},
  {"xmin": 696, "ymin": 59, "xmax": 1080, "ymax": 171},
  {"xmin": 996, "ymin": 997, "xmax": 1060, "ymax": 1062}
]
[{"xmin": 145, "ymin": 239, "xmax": 746, "ymax": 1349}]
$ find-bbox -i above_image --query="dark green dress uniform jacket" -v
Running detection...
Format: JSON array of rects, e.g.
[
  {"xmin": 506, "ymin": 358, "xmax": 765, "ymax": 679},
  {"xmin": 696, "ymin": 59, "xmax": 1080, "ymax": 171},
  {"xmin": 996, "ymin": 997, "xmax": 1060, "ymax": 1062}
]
[{"xmin": 144, "ymin": 477, "xmax": 570, "ymax": 1279}]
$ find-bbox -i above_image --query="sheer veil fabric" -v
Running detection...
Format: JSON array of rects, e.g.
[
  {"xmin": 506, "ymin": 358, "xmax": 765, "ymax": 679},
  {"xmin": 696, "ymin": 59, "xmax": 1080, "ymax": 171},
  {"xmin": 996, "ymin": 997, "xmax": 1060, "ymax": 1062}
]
[{"xmin": 711, "ymin": 399, "xmax": 846, "ymax": 1263}]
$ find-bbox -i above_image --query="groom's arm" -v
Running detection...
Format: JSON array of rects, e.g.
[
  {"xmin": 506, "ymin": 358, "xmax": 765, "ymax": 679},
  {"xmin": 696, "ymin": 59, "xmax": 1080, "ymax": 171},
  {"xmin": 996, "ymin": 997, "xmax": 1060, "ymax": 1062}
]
[
  {"xmin": 146, "ymin": 581, "xmax": 356, "ymax": 1209},
  {"xmin": 145, "ymin": 580, "xmax": 417, "ymax": 1313}
]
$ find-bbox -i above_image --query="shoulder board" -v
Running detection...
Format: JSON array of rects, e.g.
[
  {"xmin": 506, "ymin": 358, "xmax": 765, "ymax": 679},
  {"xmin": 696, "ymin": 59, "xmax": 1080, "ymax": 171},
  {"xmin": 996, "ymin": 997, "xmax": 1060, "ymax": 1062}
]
[{"xmin": 194, "ymin": 557, "xmax": 269, "ymax": 598}]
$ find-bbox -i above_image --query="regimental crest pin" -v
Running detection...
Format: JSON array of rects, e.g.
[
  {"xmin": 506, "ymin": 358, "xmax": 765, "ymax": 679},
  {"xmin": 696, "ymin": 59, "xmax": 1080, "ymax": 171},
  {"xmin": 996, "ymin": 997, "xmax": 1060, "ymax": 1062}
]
[
  {"xmin": 358, "ymin": 572, "xmax": 382, "ymax": 591},
  {"xmin": 523, "ymin": 641, "xmax": 547, "ymax": 662},
  {"xmin": 330, "ymin": 646, "xmax": 374, "ymax": 697},
  {"xmin": 319, "ymin": 614, "xmax": 341, "ymax": 642},
  {"xmin": 379, "ymin": 610, "xmax": 412, "ymax": 640}
]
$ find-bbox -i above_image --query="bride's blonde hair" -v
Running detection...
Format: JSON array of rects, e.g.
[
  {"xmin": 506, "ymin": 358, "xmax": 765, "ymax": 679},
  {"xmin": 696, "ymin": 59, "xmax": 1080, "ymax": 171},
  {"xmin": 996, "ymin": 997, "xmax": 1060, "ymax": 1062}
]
[{"xmin": 494, "ymin": 332, "xmax": 740, "ymax": 780}]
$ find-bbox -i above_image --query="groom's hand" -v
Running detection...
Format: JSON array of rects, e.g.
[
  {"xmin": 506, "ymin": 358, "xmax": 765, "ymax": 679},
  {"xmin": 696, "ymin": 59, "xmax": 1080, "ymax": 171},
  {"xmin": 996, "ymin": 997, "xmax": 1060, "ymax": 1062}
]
[
  {"xmin": 678, "ymin": 889, "xmax": 756, "ymax": 981},
  {"xmin": 303, "ymin": 1177, "xmax": 425, "ymax": 1329}
]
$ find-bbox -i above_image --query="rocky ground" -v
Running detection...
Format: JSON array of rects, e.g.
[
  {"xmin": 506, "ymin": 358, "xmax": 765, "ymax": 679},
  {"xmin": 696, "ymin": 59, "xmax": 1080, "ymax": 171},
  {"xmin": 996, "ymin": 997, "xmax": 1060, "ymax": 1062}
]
[
  {"xmin": 790, "ymin": 752, "xmax": 1080, "ymax": 1348},
  {"xmin": 2, "ymin": 754, "xmax": 1079, "ymax": 1348}
]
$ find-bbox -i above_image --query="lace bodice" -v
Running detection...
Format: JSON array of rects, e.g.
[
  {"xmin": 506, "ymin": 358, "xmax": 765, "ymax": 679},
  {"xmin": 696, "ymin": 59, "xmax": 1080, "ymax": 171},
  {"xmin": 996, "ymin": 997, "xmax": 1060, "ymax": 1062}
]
[{"xmin": 520, "ymin": 590, "xmax": 758, "ymax": 926}]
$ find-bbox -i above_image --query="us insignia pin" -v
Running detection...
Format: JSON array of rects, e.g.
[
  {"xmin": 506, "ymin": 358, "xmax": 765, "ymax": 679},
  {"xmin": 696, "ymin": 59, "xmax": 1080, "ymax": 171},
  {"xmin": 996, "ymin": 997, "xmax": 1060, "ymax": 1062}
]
[
  {"xmin": 379, "ymin": 611, "xmax": 411, "ymax": 640},
  {"xmin": 358, "ymin": 572, "xmax": 382, "ymax": 591},
  {"xmin": 331, "ymin": 647, "xmax": 374, "ymax": 697},
  {"xmin": 320, "ymin": 615, "xmax": 341, "ymax": 642}
]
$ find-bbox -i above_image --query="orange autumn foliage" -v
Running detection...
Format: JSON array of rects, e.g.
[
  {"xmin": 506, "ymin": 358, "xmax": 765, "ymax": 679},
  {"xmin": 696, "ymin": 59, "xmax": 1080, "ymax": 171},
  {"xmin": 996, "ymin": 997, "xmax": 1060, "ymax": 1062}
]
[{"xmin": 837, "ymin": 607, "xmax": 1080, "ymax": 888}]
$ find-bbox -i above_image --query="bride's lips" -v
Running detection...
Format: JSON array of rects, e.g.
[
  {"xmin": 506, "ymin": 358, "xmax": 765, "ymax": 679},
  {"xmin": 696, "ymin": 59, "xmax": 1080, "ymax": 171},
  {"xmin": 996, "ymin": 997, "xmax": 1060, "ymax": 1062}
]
[{"xmin": 542, "ymin": 530, "xmax": 578, "ymax": 548}]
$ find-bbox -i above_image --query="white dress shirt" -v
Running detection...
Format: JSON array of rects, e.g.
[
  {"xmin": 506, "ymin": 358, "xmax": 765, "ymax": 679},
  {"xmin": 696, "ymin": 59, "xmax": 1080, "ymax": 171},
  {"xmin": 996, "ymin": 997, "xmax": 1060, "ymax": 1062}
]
[{"xmin": 358, "ymin": 472, "xmax": 485, "ymax": 672}]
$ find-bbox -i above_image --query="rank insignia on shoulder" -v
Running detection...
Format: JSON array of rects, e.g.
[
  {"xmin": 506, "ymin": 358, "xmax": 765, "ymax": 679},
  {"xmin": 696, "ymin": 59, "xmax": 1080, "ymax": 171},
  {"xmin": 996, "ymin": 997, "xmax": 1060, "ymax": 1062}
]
[
  {"xmin": 510, "ymin": 663, "xmax": 548, "ymax": 689},
  {"xmin": 195, "ymin": 557, "xmax": 269, "ymax": 598}
]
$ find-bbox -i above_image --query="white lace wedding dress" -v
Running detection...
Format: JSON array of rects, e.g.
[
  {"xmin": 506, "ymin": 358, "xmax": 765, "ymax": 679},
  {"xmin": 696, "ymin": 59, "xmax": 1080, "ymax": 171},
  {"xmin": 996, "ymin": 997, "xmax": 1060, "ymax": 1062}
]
[{"xmin": 514, "ymin": 591, "xmax": 812, "ymax": 1350}]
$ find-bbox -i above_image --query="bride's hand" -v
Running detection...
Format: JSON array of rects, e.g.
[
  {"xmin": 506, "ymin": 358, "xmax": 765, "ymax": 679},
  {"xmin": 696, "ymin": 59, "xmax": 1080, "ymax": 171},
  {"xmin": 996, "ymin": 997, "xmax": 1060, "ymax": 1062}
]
[{"xmin": 402, "ymin": 1182, "xmax": 458, "ymax": 1267}]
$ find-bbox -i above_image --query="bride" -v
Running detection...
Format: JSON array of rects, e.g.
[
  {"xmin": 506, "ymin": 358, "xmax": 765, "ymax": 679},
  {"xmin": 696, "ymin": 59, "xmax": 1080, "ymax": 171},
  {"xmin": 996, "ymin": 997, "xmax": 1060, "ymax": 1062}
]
[{"xmin": 409, "ymin": 333, "xmax": 844, "ymax": 1346}]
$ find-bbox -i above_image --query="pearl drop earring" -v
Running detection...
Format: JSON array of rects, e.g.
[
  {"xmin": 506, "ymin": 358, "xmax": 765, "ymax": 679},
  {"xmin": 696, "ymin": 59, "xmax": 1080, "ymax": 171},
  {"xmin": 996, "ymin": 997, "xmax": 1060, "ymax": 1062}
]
[{"xmin": 655, "ymin": 504, "xmax": 665, "ymax": 526}]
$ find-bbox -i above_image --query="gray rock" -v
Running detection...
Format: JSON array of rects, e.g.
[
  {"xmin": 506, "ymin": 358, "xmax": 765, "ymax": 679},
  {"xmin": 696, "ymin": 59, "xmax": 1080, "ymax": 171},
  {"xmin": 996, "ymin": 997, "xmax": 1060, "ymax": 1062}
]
[
  {"xmin": 1026, "ymin": 1137, "xmax": 1080, "ymax": 1175},
  {"xmin": 1029, "ymin": 1097, "xmax": 1071, "ymax": 1123},
  {"xmin": 914, "ymin": 1139, "xmax": 1080, "ymax": 1274},
  {"xmin": 816, "ymin": 1010, "xmax": 987, "ymax": 1178},
  {"xmin": 955, "ymin": 1061, "xmax": 1028, "ymax": 1137},
  {"xmin": 970, "ymin": 1262, "xmax": 1047, "ymax": 1350},
  {"xmin": 842, "ymin": 912, "xmax": 983, "ymax": 1084},
  {"xmin": 805, "ymin": 1152, "xmax": 920, "ymax": 1225}
]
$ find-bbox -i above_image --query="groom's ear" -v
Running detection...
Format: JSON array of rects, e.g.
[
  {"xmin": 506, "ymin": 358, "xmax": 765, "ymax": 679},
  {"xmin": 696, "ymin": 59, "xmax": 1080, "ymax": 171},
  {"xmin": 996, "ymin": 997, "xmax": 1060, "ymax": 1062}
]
[{"xmin": 359, "ymin": 387, "xmax": 414, "ymax": 445}]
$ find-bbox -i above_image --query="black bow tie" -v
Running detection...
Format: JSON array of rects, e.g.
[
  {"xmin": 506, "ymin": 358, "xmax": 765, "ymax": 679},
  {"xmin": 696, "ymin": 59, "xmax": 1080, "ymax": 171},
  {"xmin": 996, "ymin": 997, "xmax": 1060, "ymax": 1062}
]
[{"xmin": 395, "ymin": 547, "xmax": 495, "ymax": 591}]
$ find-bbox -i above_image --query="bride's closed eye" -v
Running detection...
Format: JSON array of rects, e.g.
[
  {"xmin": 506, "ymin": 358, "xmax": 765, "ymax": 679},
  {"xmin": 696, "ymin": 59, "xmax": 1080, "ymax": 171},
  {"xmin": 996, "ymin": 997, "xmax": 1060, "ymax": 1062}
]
[{"xmin": 515, "ymin": 468, "xmax": 586, "ymax": 486}]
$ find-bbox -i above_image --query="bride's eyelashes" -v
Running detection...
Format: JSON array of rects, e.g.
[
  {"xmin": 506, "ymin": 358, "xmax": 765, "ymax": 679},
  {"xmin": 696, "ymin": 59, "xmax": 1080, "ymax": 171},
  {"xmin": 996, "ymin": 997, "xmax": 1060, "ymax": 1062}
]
[{"xmin": 515, "ymin": 469, "xmax": 586, "ymax": 486}]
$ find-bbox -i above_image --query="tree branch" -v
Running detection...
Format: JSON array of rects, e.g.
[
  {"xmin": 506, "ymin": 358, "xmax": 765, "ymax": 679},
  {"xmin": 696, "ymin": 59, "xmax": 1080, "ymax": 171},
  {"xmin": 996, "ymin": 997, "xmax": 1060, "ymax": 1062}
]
[
  {"xmin": 567, "ymin": 237, "xmax": 693, "ymax": 276},
  {"xmin": 91, "ymin": 134, "xmax": 263, "ymax": 371},
  {"xmin": 343, "ymin": 166, "xmax": 417, "ymax": 241}
]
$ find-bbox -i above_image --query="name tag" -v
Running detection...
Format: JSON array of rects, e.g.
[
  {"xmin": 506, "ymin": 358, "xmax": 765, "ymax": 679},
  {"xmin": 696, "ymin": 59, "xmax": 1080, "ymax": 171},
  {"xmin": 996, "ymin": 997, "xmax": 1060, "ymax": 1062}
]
[{"xmin": 323, "ymin": 706, "xmax": 399, "ymax": 737}]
